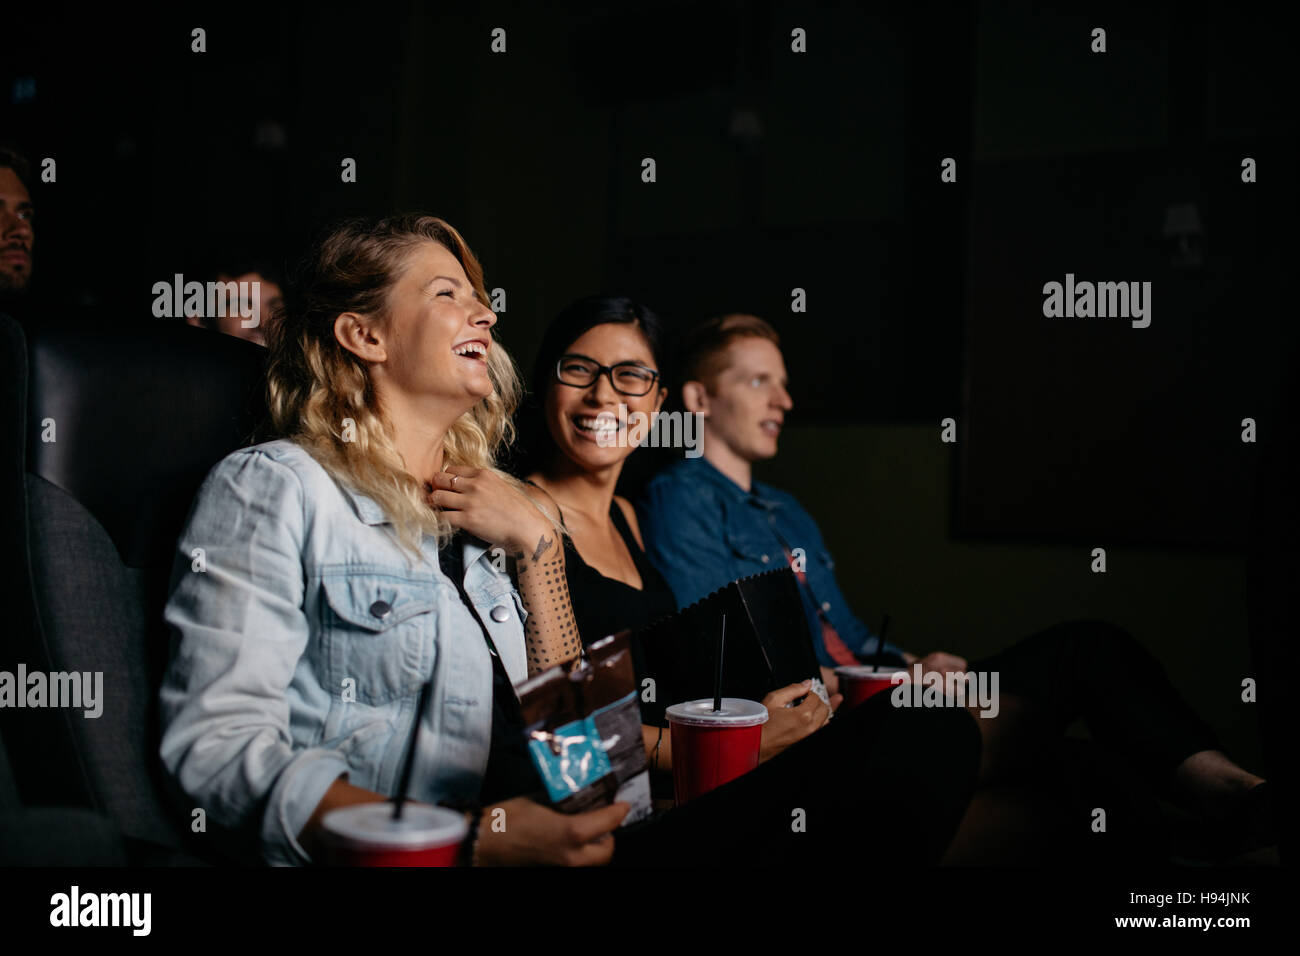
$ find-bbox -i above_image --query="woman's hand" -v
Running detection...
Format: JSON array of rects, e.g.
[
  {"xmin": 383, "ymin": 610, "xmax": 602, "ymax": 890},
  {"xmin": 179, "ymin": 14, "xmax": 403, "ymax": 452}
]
[
  {"xmin": 758, "ymin": 680, "xmax": 840, "ymax": 763},
  {"xmin": 473, "ymin": 797, "xmax": 630, "ymax": 866},
  {"xmin": 429, "ymin": 467, "xmax": 553, "ymax": 557}
]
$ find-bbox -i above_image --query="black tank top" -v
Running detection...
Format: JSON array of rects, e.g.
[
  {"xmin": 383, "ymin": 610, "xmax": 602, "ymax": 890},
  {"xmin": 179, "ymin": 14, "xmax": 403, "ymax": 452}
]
[
  {"xmin": 537, "ymin": 489, "xmax": 678, "ymax": 726},
  {"xmin": 558, "ymin": 500, "xmax": 678, "ymax": 643}
]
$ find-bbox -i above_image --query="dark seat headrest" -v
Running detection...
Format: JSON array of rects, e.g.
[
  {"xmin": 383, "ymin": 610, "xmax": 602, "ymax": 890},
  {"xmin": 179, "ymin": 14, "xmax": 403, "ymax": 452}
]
[{"xmin": 26, "ymin": 317, "xmax": 268, "ymax": 568}]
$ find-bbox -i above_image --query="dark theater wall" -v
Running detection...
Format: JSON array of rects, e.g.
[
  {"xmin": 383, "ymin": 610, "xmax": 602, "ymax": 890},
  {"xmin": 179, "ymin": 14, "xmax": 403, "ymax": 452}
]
[{"xmin": 957, "ymin": 2, "xmax": 1296, "ymax": 551}]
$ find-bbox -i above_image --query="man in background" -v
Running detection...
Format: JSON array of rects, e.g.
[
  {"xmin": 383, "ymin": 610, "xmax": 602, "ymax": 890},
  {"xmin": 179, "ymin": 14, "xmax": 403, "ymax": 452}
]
[
  {"xmin": 637, "ymin": 313, "xmax": 966, "ymax": 691},
  {"xmin": 184, "ymin": 258, "xmax": 284, "ymax": 347},
  {"xmin": 0, "ymin": 146, "xmax": 35, "ymax": 311}
]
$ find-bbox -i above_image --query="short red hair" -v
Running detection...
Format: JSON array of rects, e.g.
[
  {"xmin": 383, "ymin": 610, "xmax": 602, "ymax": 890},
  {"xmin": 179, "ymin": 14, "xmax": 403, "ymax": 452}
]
[{"xmin": 680, "ymin": 313, "xmax": 780, "ymax": 390}]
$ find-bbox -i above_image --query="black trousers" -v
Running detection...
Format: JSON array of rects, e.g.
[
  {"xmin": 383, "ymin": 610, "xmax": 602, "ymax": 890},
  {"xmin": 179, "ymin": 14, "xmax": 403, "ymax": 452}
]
[
  {"xmin": 612, "ymin": 691, "xmax": 982, "ymax": 866},
  {"xmin": 967, "ymin": 618, "xmax": 1222, "ymax": 795}
]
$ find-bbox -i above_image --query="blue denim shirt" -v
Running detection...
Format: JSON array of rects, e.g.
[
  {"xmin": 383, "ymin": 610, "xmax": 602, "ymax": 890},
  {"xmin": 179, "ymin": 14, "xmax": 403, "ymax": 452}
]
[
  {"xmin": 636, "ymin": 456, "xmax": 905, "ymax": 667},
  {"xmin": 158, "ymin": 439, "xmax": 528, "ymax": 866}
]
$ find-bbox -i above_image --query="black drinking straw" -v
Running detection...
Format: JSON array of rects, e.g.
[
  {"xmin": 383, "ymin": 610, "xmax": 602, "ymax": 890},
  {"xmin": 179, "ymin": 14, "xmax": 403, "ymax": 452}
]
[
  {"xmin": 873, "ymin": 614, "xmax": 891, "ymax": 672},
  {"xmin": 392, "ymin": 679, "xmax": 433, "ymax": 820},
  {"xmin": 712, "ymin": 615, "xmax": 726, "ymax": 712}
]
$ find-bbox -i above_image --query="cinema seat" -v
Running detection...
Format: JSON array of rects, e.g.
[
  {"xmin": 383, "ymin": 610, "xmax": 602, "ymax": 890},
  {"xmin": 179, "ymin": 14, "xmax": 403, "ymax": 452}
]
[
  {"xmin": 0, "ymin": 724, "xmax": 128, "ymax": 866},
  {"xmin": 0, "ymin": 312, "xmax": 267, "ymax": 865}
]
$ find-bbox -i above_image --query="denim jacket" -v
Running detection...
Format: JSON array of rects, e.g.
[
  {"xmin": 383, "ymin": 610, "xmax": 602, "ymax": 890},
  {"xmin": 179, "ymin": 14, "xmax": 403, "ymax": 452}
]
[
  {"xmin": 636, "ymin": 456, "xmax": 905, "ymax": 667},
  {"xmin": 158, "ymin": 439, "xmax": 528, "ymax": 866}
]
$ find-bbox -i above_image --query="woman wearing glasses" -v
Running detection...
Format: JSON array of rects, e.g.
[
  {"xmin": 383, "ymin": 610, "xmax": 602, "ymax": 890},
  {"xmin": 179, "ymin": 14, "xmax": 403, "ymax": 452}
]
[
  {"xmin": 518, "ymin": 296, "xmax": 984, "ymax": 864},
  {"xmin": 521, "ymin": 296, "xmax": 839, "ymax": 765}
]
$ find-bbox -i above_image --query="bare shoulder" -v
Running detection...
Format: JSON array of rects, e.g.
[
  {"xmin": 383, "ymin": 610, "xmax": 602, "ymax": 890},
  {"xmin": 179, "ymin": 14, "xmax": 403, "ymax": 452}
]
[
  {"xmin": 521, "ymin": 473, "xmax": 565, "ymax": 525},
  {"xmin": 613, "ymin": 495, "xmax": 646, "ymax": 550}
]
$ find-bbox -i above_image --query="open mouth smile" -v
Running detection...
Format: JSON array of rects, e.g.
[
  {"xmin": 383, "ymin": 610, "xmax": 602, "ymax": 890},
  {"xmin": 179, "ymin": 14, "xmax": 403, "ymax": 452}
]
[
  {"xmin": 572, "ymin": 413, "xmax": 624, "ymax": 441},
  {"xmin": 452, "ymin": 339, "xmax": 489, "ymax": 363}
]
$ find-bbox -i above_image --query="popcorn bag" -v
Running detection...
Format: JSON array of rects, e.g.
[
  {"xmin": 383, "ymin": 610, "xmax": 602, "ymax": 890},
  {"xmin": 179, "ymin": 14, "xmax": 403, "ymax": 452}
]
[{"xmin": 516, "ymin": 631, "xmax": 653, "ymax": 825}]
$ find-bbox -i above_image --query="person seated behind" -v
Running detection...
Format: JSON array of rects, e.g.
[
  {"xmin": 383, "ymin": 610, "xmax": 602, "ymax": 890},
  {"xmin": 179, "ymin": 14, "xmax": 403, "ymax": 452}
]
[
  {"xmin": 638, "ymin": 313, "xmax": 966, "ymax": 692},
  {"xmin": 183, "ymin": 258, "xmax": 284, "ymax": 346},
  {"xmin": 0, "ymin": 145, "xmax": 35, "ymax": 313}
]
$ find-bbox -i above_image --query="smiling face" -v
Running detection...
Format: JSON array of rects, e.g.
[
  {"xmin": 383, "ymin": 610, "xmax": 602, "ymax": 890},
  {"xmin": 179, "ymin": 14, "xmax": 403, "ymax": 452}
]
[
  {"xmin": 543, "ymin": 322, "xmax": 666, "ymax": 474},
  {"xmin": 698, "ymin": 336, "xmax": 792, "ymax": 462},
  {"xmin": 376, "ymin": 240, "xmax": 498, "ymax": 406}
]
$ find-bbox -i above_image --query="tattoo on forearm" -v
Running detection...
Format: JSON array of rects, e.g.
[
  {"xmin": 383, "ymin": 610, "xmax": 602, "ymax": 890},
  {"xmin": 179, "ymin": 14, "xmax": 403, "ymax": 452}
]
[
  {"xmin": 516, "ymin": 548, "xmax": 581, "ymax": 672},
  {"xmin": 530, "ymin": 534, "xmax": 553, "ymax": 563}
]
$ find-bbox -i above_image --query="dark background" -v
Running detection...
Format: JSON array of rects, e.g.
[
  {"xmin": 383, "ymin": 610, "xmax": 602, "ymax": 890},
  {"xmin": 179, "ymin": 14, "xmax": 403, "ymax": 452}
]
[{"xmin": 4, "ymin": 0, "xmax": 1292, "ymax": 768}]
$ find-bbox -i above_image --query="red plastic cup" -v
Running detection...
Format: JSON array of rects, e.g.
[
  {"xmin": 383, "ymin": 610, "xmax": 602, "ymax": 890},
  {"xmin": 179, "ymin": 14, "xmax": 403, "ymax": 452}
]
[
  {"xmin": 318, "ymin": 803, "xmax": 468, "ymax": 866},
  {"xmin": 665, "ymin": 698, "xmax": 769, "ymax": 805},
  {"xmin": 835, "ymin": 665, "xmax": 909, "ymax": 709}
]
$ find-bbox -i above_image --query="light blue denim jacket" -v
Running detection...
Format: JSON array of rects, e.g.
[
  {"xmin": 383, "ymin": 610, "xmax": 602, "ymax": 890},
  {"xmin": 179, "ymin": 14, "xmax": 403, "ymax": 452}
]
[{"xmin": 158, "ymin": 439, "xmax": 528, "ymax": 866}]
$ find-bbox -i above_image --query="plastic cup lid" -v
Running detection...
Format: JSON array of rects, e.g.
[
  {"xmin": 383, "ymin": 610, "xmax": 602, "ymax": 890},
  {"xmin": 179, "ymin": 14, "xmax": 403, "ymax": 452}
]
[
  {"xmin": 665, "ymin": 698, "xmax": 770, "ymax": 727},
  {"xmin": 835, "ymin": 665, "xmax": 908, "ymax": 679},
  {"xmin": 321, "ymin": 802, "xmax": 468, "ymax": 849}
]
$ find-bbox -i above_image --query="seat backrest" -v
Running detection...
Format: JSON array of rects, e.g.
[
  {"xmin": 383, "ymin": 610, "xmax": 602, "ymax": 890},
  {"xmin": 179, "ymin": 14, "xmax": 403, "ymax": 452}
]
[
  {"xmin": 1, "ymin": 312, "xmax": 266, "ymax": 855},
  {"xmin": 0, "ymin": 725, "xmax": 20, "ymax": 813}
]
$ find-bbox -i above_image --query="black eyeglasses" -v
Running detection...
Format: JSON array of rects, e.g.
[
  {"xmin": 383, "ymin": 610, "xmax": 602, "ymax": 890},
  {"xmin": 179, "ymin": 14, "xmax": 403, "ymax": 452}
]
[{"xmin": 555, "ymin": 354, "xmax": 660, "ymax": 397}]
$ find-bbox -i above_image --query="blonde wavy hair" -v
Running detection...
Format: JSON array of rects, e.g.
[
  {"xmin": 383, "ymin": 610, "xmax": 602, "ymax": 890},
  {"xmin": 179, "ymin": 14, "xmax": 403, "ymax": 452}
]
[{"xmin": 266, "ymin": 213, "xmax": 555, "ymax": 562}]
